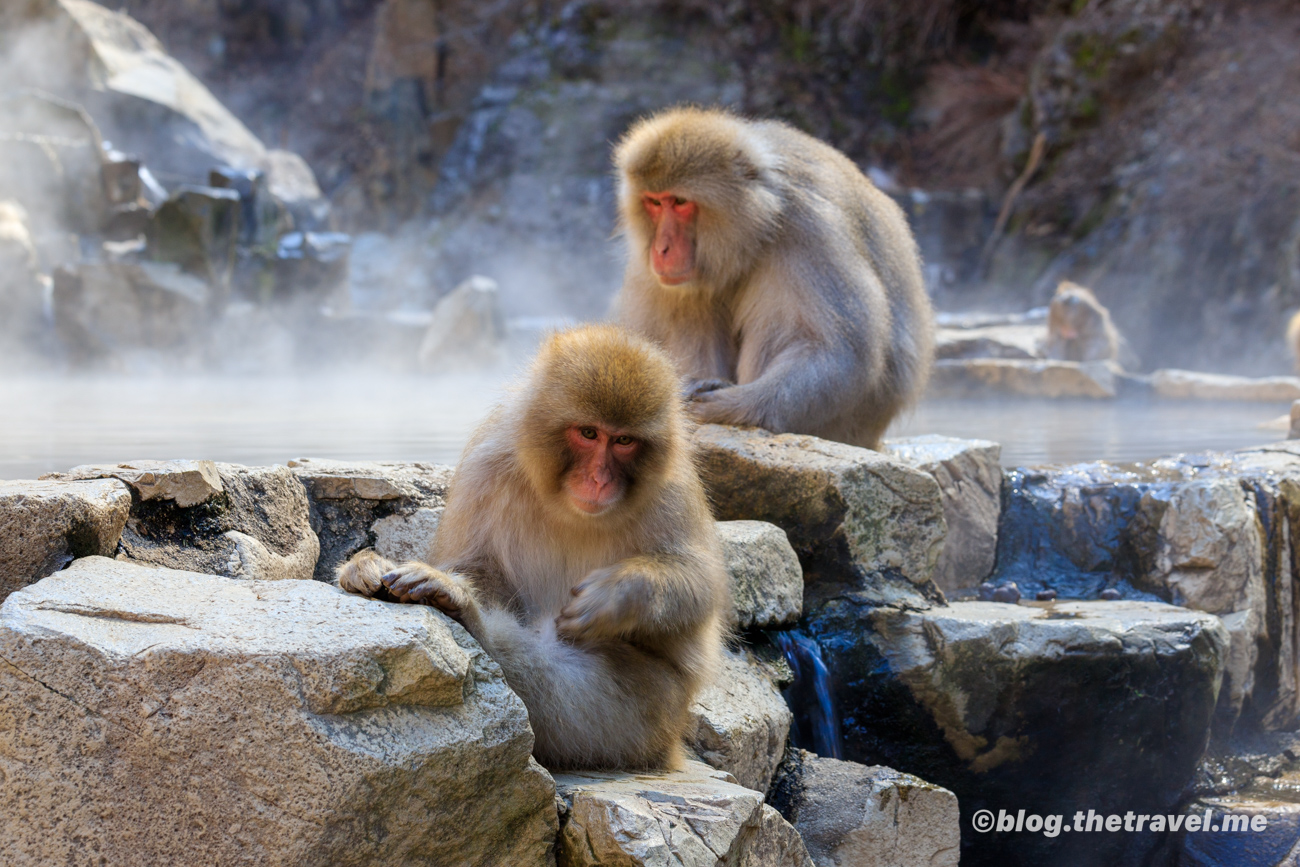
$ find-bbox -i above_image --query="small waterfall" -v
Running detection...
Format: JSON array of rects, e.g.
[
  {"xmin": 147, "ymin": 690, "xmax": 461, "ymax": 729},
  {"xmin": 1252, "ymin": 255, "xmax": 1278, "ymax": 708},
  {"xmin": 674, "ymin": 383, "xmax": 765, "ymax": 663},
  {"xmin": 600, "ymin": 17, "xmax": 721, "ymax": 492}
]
[{"xmin": 772, "ymin": 629, "xmax": 843, "ymax": 760}]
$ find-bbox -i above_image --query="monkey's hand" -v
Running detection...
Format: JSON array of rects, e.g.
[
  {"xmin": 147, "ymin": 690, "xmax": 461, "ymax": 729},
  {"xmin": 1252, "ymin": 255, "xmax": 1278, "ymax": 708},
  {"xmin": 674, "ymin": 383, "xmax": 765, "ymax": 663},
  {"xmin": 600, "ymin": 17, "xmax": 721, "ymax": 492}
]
[
  {"xmin": 381, "ymin": 562, "xmax": 484, "ymax": 636},
  {"xmin": 336, "ymin": 549, "xmax": 398, "ymax": 599},
  {"xmin": 556, "ymin": 565, "xmax": 648, "ymax": 643},
  {"xmin": 683, "ymin": 378, "xmax": 733, "ymax": 401}
]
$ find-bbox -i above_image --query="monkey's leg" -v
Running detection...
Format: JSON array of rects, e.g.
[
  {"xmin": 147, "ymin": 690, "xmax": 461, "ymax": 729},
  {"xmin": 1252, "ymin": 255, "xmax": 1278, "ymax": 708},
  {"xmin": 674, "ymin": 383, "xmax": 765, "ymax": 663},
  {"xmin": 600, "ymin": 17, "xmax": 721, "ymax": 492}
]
[
  {"xmin": 336, "ymin": 549, "xmax": 398, "ymax": 598},
  {"xmin": 474, "ymin": 609, "xmax": 690, "ymax": 770},
  {"xmin": 682, "ymin": 378, "xmax": 733, "ymax": 401}
]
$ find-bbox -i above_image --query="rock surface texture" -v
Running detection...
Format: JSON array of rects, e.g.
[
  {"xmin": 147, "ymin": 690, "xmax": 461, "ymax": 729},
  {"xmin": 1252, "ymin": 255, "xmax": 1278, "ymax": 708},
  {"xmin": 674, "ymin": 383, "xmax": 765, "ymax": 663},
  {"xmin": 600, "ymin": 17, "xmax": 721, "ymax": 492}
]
[
  {"xmin": 884, "ymin": 435, "xmax": 1002, "ymax": 592},
  {"xmin": 716, "ymin": 520, "xmax": 803, "ymax": 629},
  {"xmin": 288, "ymin": 459, "xmax": 453, "ymax": 581},
  {"xmin": 695, "ymin": 425, "xmax": 946, "ymax": 604},
  {"xmin": 804, "ymin": 598, "xmax": 1228, "ymax": 867},
  {"xmin": 928, "ymin": 358, "xmax": 1118, "ymax": 398},
  {"xmin": 554, "ymin": 760, "xmax": 813, "ymax": 867},
  {"xmin": 0, "ymin": 478, "xmax": 130, "ymax": 601},
  {"xmin": 0, "ymin": 557, "xmax": 558, "ymax": 867},
  {"xmin": 770, "ymin": 749, "xmax": 961, "ymax": 867},
  {"xmin": 51, "ymin": 460, "xmax": 319, "ymax": 582},
  {"xmin": 686, "ymin": 648, "xmax": 793, "ymax": 794}
]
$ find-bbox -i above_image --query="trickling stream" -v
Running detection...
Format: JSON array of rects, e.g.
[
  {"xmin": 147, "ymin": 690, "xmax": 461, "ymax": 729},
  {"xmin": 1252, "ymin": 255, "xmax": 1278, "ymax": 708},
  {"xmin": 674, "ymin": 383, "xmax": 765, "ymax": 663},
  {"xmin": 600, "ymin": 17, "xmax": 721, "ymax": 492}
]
[{"xmin": 772, "ymin": 629, "xmax": 843, "ymax": 760}]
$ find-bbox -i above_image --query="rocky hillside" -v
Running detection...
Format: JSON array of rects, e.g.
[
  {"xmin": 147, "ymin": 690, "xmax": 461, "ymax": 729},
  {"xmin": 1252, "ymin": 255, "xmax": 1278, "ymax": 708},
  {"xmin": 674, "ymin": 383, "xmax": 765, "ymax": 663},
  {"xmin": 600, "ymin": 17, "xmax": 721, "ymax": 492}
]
[{"xmin": 34, "ymin": 0, "xmax": 1300, "ymax": 372}]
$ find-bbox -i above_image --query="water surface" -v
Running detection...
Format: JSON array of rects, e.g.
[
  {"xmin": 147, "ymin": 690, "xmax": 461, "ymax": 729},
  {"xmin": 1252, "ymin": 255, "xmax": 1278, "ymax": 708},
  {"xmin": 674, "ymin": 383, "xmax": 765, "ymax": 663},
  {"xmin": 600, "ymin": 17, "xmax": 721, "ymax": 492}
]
[{"xmin": 1, "ymin": 377, "xmax": 1289, "ymax": 480}]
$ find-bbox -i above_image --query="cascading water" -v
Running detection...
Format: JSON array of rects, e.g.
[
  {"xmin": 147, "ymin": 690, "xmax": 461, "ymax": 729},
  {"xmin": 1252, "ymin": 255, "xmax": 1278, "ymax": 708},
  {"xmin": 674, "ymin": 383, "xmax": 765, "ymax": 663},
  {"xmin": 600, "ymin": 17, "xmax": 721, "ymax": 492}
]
[{"xmin": 771, "ymin": 629, "xmax": 842, "ymax": 760}]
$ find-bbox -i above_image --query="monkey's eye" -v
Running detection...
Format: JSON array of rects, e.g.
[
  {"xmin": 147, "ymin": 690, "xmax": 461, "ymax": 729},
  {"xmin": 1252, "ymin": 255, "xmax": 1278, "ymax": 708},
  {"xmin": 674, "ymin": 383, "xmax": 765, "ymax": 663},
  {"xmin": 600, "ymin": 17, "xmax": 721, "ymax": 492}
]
[
  {"xmin": 646, "ymin": 197, "xmax": 661, "ymax": 207},
  {"xmin": 614, "ymin": 435, "xmax": 634, "ymax": 446},
  {"xmin": 580, "ymin": 427, "xmax": 599, "ymax": 440}
]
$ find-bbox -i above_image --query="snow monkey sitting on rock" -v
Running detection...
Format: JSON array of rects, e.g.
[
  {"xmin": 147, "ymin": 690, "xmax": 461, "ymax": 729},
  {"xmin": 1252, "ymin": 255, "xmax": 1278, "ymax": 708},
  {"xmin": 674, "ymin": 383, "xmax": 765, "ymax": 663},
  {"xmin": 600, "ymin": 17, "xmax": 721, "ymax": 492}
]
[
  {"xmin": 337, "ymin": 325, "xmax": 728, "ymax": 771},
  {"xmin": 1043, "ymin": 280, "xmax": 1128, "ymax": 365},
  {"xmin": 612, "ymin": 106, "xmax": 935, "ymax": 450}
]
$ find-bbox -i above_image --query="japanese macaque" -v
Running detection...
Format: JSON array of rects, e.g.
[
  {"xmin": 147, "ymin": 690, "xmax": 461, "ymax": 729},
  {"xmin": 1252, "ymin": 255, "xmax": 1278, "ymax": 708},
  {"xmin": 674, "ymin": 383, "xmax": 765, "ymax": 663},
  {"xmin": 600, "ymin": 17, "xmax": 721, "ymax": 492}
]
[
  {"xmin": 337, "ymin": 325, "xmax": 728, "ymax": 771},
  {"xmin": 612, "ymin": 107, "xmax": 934, "ymax": 450},
  {"xmin": 1043, "ymin": 281, "xmax": 1125, "ymax": 365}
]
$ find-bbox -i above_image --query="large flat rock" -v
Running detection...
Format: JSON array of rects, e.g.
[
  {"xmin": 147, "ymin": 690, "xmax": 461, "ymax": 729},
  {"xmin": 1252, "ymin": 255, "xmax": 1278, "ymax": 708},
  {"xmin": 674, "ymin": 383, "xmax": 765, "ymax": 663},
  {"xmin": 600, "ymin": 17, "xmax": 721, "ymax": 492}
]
[
  {"xmin": 554, "ymin": 760, "xmax": 812, "ymax": 866},
  {"xmin": 928, "ymin": 358, "xmax": 1118, "ymax": 398},
  {"xmin": 0, "ymin": 556, "xmax": 557, "ymax": 866},
  {"xmin": 1151, "ymin": 369, "xmax": 1300, "ymax": 402},
  {"xmin": 770, "ymin": 750, "xmax": 960, "ymax": 867},
  {"xmin": 695, "ymin": 425, "xmax": 946, "ymax": 602},
  {"xmin": 803, "ymin": 598, "xmax": 1228, "ymax": 866},
  {"xmin": 0, "ymin": 478, "xmax": 130, "ymax": 602},
  {"xmin": 289, "ymin": 459, "xmax": 453, "ymax": 581}
]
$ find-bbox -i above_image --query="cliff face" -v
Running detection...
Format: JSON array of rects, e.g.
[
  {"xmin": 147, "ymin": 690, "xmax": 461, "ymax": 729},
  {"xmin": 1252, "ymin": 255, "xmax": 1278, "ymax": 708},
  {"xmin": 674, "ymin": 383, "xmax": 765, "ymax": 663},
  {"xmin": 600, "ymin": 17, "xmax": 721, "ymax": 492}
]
[{"xmin": 116, "ymin": 0, "xmax": 1300, "ymax": 372}]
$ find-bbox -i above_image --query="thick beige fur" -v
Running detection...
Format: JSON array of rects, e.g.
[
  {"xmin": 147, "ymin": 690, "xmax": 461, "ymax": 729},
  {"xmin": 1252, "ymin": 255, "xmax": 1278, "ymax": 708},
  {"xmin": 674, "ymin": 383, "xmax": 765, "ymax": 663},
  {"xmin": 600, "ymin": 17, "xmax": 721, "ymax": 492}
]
[
  {"xmin": 339, "ymin": 325, "xmax": 728, "ymax": 771},
  {"xmin": 613, "ymin": 106, "xmax": 934, "ymax": 450}
]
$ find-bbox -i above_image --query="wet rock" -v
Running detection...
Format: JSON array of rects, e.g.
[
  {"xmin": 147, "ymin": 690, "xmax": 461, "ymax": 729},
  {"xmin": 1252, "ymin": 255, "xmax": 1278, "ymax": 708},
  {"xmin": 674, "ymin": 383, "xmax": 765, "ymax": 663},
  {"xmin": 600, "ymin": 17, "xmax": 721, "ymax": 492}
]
[
  {"xmin": 0, "ymin": 556, "xmax": 558, "ymax": 866},
  {"xmin": 1100, "ymin": 587, "xmax": 1122, "ymax": 600},
  {"xmin": 695, "ymin": 425, "xmax": 946, "ymax": 604},
  {"xmin": 288, "ymin": 459, "xmax": 454, "ymax": 581},
  {"xmin": 209, "ymin": 166, "xmax": 282, "ymax": 249},
  {"xmin": 1168, "ymin": 797, "xmax": 1300, "ymax": 866},
  {"xmin": 1036, "ymin": 589, "xmax": 1058, "ymax": 601},
  {"xmin": 146, "ymin": 185, "xmax": 241, "ymax": 290},
  {"xmin": 716, "ymin": 521, "xmax": 803, "ymax": 630},
  {"xmin": 554, "ymin": 760, "xmax": 813, "ymax": 866},
  {"xmin": 928, "ymin": 358, "xmax": 1119, "ymax": 398},
  {"xmin": 0, "ymin": 479, "xmax": 131, "ymax": 602},
  {"xmin": 992, "ymin": 458, "xmax": 1274, "ymax": 733},
  {"xmin": 51, "ymin": 461, "xmax": 318, "ymax": 582},
  {"xmin": 977, "ymin": 581, "xmax": 997, "ymax": 601},
  {"xmin": 884, "ymin": 435, "xmax": 1002, "ymax": 592},
  {"xmin": 935, "ymin": 323, "xmax": 1043, "ymax": 360},
  {"xmin": 417, "ymin": 276, "xmax": 508, "ymax": 371},
  {"xmin": 769, "ymin": 749, "xmax": 960, "ymax": 867},
  {"xmin": 1151, "ymin": 369, "xmax": 1300, "ymax": 402},
  {"xmin": 686, "ymin": 648, "xmax": 793, "ymax": 794},
  {"xmin": 274, "ymin": 231, "xmax": 351, "ymax": 303},
  {"xmin": 264, "ymin": 149, "xmax": 330, "ymax": 231},
  {"xmin": 992, "ymin": 582, "xmax": 1021, "ymax": 604},
  {"xmin": 1289, "ymin": 400, "xmax": 1300, "ymax": 439},
  {"xmin": 804, "ymin": 598, "xmax": 1228, "ymax": 866}
]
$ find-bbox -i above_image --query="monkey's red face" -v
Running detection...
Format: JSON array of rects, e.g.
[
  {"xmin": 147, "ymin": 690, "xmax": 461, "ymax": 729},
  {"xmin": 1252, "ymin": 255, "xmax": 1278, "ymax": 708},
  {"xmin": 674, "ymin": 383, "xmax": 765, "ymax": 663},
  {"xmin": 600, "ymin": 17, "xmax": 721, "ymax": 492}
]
[
  {"xmin": 642, "ymin": 192, "xmax": 698, "ymax": 285},
  {"xmin": 563, "ymin": 425, "xmax": 642, "ymax": 515}
]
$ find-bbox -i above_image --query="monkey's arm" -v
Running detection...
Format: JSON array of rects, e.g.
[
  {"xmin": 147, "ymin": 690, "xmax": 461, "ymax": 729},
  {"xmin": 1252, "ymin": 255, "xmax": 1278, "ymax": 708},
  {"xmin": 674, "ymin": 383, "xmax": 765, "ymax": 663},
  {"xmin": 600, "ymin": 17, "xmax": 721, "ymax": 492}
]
[{"xmin": 555, "ymin": 551, "xmax": 720, "ymax": 646}]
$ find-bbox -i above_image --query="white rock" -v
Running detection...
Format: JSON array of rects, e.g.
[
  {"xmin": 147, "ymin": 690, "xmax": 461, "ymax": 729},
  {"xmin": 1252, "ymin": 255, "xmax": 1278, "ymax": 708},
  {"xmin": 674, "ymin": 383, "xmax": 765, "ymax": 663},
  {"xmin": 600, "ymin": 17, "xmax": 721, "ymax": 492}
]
[
  {"xmin": 65, "ymin": 459, "xmax": 224, "ymax": 508},
  {"xmin": 554, "ymin": 760, "xmax": 813, "ymax": 866},
  {"xmin": 687, "ymin": 648, "xmax": 792, "ymax": 794},
  {"xmin": 417, "ymin": 275, "xmax": 507, "ymax": 370},
  {"xmin": 0, "ymin": 557, "xmax": 558, "ymax": 866},
  {"xmin": 1152, "ymin": 369, "xmax": 1300, "ymax": 402},
  {"xmin": 373, "ymin": 506, "xmax": 444, "ymax": 563},
  {"xmin": 716, "ymin": 520, "xmax": 802, "ymax": 629},
  {"xmin": 772, "ymin": 751, "xmax": 960, "ymax": 867},
  {"xmin": 0, "ymin": 478, "xmax": 131, "ymax": 601}
]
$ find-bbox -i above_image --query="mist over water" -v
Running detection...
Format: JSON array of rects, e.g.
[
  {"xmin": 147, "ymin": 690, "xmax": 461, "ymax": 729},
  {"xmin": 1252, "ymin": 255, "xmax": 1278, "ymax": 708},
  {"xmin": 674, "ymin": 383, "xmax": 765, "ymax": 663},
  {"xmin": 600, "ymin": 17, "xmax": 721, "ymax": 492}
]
[{"xmin": 0, "ymin": 371, "xmax": 509, "ymax": 480}]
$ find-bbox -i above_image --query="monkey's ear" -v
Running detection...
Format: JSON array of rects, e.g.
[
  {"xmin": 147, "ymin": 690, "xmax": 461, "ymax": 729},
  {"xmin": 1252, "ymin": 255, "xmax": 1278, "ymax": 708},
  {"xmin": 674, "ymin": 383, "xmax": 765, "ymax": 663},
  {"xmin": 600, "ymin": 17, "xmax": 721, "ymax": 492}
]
[{"xmin": 733, "ymin": 149, "xmax": 760, "ymax": 182}]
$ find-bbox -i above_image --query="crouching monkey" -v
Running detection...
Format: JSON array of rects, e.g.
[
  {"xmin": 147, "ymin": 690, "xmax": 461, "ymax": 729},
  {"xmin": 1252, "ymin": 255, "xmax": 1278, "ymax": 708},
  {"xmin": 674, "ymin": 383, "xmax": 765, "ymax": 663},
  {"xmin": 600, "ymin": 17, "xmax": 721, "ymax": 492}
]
[
  {"xmin": 337, "ymin": 325, "xmax": 728, "ymax": 770},
  {"xmin": 613, "ymin": 106, "xmax": 935, "ymax": 450}
]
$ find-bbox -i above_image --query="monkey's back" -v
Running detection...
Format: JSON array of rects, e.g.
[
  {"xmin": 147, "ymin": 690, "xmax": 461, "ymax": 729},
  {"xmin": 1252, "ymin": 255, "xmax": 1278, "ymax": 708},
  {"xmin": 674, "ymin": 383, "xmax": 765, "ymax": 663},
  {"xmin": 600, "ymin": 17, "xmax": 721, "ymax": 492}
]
[{"xmin": 752, "ymin": 120, "xmax": 934, "ymax": 443}]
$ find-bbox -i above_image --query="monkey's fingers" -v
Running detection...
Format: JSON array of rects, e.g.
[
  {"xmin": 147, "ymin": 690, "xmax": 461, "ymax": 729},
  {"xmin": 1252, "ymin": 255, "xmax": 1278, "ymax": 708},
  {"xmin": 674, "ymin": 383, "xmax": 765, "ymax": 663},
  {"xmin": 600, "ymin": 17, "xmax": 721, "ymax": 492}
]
[{"xmin": 337, "ymin": 551, "xmax": 397, "ymax": 598}]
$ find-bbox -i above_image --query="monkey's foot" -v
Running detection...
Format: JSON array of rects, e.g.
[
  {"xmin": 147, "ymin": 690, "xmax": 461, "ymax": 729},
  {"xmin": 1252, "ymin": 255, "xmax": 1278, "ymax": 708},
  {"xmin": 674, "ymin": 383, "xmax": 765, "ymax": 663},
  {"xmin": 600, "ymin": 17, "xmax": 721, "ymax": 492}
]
[
  {"xmin": 683, "ymin": 378, "xmax": 733, "ymax": 401},
  {"xmin": 336, "ymin": 549, "xmax": 398, "ymax": 599},
  {"xmin": 382, "ymin": 563, "xmax": 477, "ymax": 621}
]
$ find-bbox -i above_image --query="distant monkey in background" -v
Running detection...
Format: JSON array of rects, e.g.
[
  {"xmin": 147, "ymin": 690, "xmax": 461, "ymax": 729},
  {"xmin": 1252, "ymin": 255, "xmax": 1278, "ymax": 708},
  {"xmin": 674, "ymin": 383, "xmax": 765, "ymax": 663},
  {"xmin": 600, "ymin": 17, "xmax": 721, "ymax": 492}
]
[
  {"xmin": 338, "ymin": 325, "xmax": 728, "ymax": 771},
  {"xmin": 612, "ymin": 106, "xmax": 934, "ymax": 450},
  {"xmin": 1043, "ymin": 281, "xmax": 1128, "ymax": 366}
]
